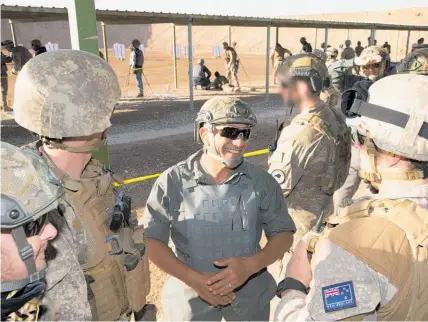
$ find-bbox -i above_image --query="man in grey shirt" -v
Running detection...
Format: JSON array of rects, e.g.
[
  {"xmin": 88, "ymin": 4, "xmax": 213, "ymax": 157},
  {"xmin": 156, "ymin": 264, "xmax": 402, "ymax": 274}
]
[{"xmin": 142, "ymin": 97, "xmax": 295, "ymax": 321}]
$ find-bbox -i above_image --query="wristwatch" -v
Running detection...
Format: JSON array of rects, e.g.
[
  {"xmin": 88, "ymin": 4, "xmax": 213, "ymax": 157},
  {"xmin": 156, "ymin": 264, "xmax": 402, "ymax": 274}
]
[{"xmin": 276, "ymin": 277, "xmax": 308, "ymax": 298}]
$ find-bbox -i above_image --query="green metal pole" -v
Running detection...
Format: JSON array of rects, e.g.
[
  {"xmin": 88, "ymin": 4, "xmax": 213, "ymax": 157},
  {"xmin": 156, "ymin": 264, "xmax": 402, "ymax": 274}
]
[
  {"xmin": 405, "ymin": 29, "xmax": 411, "ymax": 55},
  {"xmin": 324, "ymin": 27, "xmax": 329, "ymax": 52},
  {"xmin": 228, "ymin": 26, "xmax": 232, "ymax": 45},
  {"xmin": 188, "ymin": 18, "xmax": 194, "ymax": 111},
  {"xmin": 265, "ymin": 24, "xmax": 271, "ymax": 102},
  {"xmin": 276, "ymin": 27, "xmax": 279, "ymax": 44},
  {"xmin": 101, "ymin": 22, "xmax": 109, "ymax": 62},
  {"xmin": 172, "ymin": 24, "xmax": 178, "ymax": 89},
  {"xmin": 68, "ymin": 0, "xmax": 110, "ymax": 166},
  {"xmin": 9, "ymin": 20, "xmax": 17, "ymax": 46}
]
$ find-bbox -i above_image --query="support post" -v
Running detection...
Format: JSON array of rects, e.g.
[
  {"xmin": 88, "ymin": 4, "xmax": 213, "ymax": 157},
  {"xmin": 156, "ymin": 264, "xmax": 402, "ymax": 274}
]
[
  {"xmin": 188, "ymin": 18, "xmax": 194, "ymax": 111},
  {"xmin": 324, "ymin": 27, "xmax": 329, "ymax": 52},
  {"xmin": 314, "ymin": 28, "xmax": 318, "ymax": 48},
  {"xmin": 68, "ymin": 0, "xmax": 109, "ymax": 166},
  {"xmin": 276, "ymin": 27, "xmax": 279, "ymax": 44},
  {"xmin": 172, "ymin": 24, "xmax": 178, "ymax": 89},
  {"xmin": 265, "ymin": 24, "xmax": 271, "ymax": 102},
  {"xmin": 101, "ymin": 22, "xmax": 109, "ymax": 62},
  {"xmin": 228, "ymin": 26, "xmax": 232, "ymax": 45},
  {"xmin": 8, "ymin": 20, "xmax": 17, "ymax": 46},
  {"xmin": 395, "ymin": 30, "xmax": 400, "ymax": 62},
  {"xmin": 370, "ymin": 26, "xmax": 376, "ymax": 46},
  {"xmin": 405, "ymin": 29, "xmax": 411, "ymax": 55},
  {"xmin": 346, "ymin": 29, "xmax": 350, "ymax": 40}
]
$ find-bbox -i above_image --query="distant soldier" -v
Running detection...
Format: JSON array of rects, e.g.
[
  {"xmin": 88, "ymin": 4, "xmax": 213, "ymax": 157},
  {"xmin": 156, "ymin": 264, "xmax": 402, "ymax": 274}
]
[
  {"xmin": 412, "ymin": 37, "xmax": 425, "ymax": 51},
  {"xmin": 210, "ymin": 71, "xmax": 229, "ymax": 90},
  {"xmin": 1, "ymin": 40, "xmax": 32, "ymax": 74},
  {"xmin": 325, "ymin": 47, "xmax": 338, "ymax": 67},
  {"xmin": 222, "ymin": 42, "xmax": 240, "ymax": 88},
  {"xmin": 31, "ymin": 39, "xmax": 47, "ymax": 56},
  {"xmin": 382, "ymin": 41, "xmax": 391, "ymax": 54},
  {"xmin": 129, "ymin": 39, "xmax": 144, "ymax": 97},
  {"xmin": 300, "ymin": 37, "xmax": 313, "ymax": 53},
  {"xmin": 341, "ymin": 40, "xmax": 355, "ymax": 60},
  {"xmin": 231, "ymin": 42, "xmax": 240, "ymax": 73},
  {"xmin": 193, "ymin": 58, "xmax": 212, "ymax": 88},
  {"xmin": 355, "ymin": 41, "xmax": 364, "ymax": 57},
  {"xmin": 271, "ymin": 43, "xmax": 292, "ymax": 84},
  {"xmin": 1, "ymin": 52, "xmax": 12, "ymax": 112}
]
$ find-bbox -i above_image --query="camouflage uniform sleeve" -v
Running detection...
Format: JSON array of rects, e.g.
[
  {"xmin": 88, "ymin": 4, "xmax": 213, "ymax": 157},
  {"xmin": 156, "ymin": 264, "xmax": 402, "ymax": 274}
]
[
  {"xmin": 268, "ymin": 122, "xmax": 326, "ymax": 197},
  {"xmin": 274, "ymin": 239, "xmax": 395, "ymax": 321},
  {"xmin": 39, "ymin": 215, "xmax": 92, "ymax": 321},
  {"xmin": 260, "ymin": 173, "xmax": 296, "ymax": 238},
  {"xmin": 141, "ymin": 170, "xmax": 174, "ymax": 245}
]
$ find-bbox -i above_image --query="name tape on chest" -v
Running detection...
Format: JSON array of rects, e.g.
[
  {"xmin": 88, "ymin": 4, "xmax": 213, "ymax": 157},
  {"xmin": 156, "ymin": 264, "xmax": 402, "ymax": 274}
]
[{"xmin": 322, "ymin": 281, "xmax": 356, "ymax": 313}]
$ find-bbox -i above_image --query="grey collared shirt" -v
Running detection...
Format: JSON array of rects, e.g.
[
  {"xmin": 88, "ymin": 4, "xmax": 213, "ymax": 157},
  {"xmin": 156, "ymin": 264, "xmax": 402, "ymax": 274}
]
[{"xmin": 142, "ymin": 150, "xmax": 295, "ymax": 255}]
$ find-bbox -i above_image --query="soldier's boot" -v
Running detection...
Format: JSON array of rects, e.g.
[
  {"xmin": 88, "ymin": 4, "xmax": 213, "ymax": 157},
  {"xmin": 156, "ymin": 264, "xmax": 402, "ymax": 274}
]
[
  {"xmin": 137, "ymin": 89, "xmax": 144, "ymax": 98},
  {"xmin": 1, "ymin": 95, "xmax": 12, "ymax": 112}
]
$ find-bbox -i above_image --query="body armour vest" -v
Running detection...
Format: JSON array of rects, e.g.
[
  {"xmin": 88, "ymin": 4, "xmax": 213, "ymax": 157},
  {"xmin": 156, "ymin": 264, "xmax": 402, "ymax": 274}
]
[
  {"xmin": 292, "ymin": 104, "xmax": 352, "ymax": 195},
  {"xmin": 50, "ymin": 158, "xmax": 150, "ymax": 321},
  {"xmin": 318, "ymin": 199, "xmax": 428, "ymax": 320},
  {"xmin": 176, "ymin": 162, "xmax": 277, "ymax": 317}
]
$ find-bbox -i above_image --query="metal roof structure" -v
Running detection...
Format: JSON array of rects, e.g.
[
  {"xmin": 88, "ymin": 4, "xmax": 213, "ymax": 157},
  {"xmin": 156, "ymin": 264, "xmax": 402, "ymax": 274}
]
[{"xmin": 2, "ymin": 4, "xmax": 428, "ymax": 31}]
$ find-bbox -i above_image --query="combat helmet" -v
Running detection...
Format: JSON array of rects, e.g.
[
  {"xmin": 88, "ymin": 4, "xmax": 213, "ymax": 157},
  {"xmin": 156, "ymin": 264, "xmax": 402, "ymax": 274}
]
[
  {"xmin": 131, "ymin": 39, "xmax": 141, "ymax": 48},
  {"xmin": 348, "ymin": 74, "xmax": 428, "ymax": 181},
  {"xmin": 1, "ymin": 141, "xmax": 62, "ymax": 297},
  {"xmin": 277, "ymin": 53, "xmax": 329, "ymax": 93},
  {"xmin": 13, "ymin": 50, "xmax": 121, "ymax": 153},
  {"xmin": 397, "ymin": 48, "xmax": 428, "ymax": 76},
  {"xmin": 194, "ymin": 97, "xmax": 257, "ymax": 168}
]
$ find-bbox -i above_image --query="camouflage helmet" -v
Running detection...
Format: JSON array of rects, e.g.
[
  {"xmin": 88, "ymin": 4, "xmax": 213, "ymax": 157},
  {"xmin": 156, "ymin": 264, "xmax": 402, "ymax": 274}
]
[
  {"xmin": 396, "ymin": 48, "xmax": 428, "ymax": 75},
  {"xmin": 13, "ymin": 50, "xmax": 121, "ymax": 140},
  {"xmin": 194, "ymin": 97, "xmax": 257, "ymax": 142},
  {"xmin": 312, "ymin": 49, "xmax": 327, "ymax": 62},
  {"xmin": 131, "ymin": 39, "xmax": 141, "ymax": 48},
  {"xmin": 357, "ymin": 74, "xmax": 428, "ymax": 162},
  {"xmin": 354, "ymin": 46, "xmax": 387, "ymax": 66},
  {"xmin": 277, "ymin": 54, "xmax": 329, "ymax": 93},
  {"xmin": 1, "ymin": 141, "xmax": 62, "ymax": 292}
]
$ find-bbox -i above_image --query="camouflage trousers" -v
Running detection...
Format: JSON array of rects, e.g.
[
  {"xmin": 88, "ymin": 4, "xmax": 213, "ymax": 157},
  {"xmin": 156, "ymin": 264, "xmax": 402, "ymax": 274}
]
[
  {"xmin": 226, "ymin": 64, "xmax": 240, "ymax": 88},
  {"xmin": 1, "ymin": 77, "xmax": 8, "ymax": 108}
]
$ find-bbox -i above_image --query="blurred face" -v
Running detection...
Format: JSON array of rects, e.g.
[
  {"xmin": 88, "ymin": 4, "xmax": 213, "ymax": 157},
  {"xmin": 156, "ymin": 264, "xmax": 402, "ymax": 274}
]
[
  {"xmin": 1, "ymin": 220, "xmax": 57, "ymax": 282},
  {"xmin": 201, "ymin": 123, "xmax": 250, "ymax": 162},
  {"xmin": 280, "ymin": 78, "xmax": 311, "ymax": 107},
  {"xmin": 223, "ymin": 44, "xmax": 227, "ymax": 50}
]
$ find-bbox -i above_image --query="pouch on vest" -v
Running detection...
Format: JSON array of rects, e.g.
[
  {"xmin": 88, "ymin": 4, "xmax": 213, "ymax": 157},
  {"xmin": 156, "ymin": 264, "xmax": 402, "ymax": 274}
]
[{"xmin": 292, "ymin": 108, "xmax": 351, "ymax": 195}]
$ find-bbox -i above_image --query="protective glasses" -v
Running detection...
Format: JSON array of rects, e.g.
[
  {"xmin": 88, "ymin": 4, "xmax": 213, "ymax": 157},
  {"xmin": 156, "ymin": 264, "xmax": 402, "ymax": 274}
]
[
  {"xmin": 362, "ymin": 63, "xmax": 381, "ymax": 70},
  {"xmin": 218, "ymin": 127, "xmax": 251, "ymax": 140},
  {"xmin": 24, "ymin": 213, "xmax": 49, "ymax": 237}
]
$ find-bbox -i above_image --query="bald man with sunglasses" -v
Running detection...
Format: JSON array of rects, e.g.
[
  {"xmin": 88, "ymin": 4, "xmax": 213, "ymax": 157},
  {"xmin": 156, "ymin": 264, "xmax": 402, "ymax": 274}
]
[{"xmin": 142, "ymin": 97, "xmax": 295, "ymax": 321}]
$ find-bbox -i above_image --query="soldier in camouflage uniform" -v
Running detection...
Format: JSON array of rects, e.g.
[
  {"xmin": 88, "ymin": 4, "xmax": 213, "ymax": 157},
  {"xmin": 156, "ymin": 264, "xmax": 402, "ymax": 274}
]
[
  {"xmin": 271, "ymin": 43, "xmax": 292, "ymax": 84},
  {"xmin": 332, "ymin": 46, "xmax": 391, "ymax": 212},
  {"xmin": 396, "ymin": 48, "xmax": 428, "ymax": 76},
  {"xmin": 275, "ymin": 73, "xmax": 428, "ymax": 321},
  {"xmin": 12, "ymin": 50, "xmax": 151, "ymax": 321},
  {"xmin": 311, "ymin": 49, "xmax": 341, "ymax": 109},
  {"xmin": 1, "ymin": 142, "xmax": 60, "ymax": 321},
  {"xmin": 268, "ymin": 54, "xmax": 351, "ymax": 250},
  {"xmin": 222, "ymin": 42, "xmax": 240, "ymax": 88},
  {"xmin": 1, "ymin": 51, "xmax": 12, "ymax": 112},
  {"xmin": 142, "ymin": 97, "xmax": 295, "ymax": 321}
]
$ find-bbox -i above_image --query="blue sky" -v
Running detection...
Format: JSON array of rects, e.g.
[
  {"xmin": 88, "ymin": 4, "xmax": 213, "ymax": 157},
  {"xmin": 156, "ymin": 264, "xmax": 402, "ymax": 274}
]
[{"xmin": 2, "ymin": 0, "xmax": 427, "ymax": 17}]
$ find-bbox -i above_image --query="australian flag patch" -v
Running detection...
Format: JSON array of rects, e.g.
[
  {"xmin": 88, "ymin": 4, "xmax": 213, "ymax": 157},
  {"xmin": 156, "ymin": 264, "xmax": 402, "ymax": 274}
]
[{"xmin": 322, "ymin": 281, "xmax": 356, "ymax": 313}]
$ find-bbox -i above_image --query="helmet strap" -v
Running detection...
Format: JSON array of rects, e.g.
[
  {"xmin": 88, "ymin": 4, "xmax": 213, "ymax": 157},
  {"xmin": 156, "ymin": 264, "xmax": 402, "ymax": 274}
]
[
  {"xmin": 204, "ymin": 124, "xmax": 243, "ymax": 169},
  {"xmin": 42, "ymin": 133, "xmax": 106, "ymax": 153},
  {"xmin": 1, "ymin": 226, "xmax": 45, "ymax": 293}
]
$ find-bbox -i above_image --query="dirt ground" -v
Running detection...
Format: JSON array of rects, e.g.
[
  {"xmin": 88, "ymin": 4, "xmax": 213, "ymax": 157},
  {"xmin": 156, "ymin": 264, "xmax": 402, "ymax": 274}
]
[{"xmin": 2, "ymin": 49, "xmax": 273, "ymax": 107}]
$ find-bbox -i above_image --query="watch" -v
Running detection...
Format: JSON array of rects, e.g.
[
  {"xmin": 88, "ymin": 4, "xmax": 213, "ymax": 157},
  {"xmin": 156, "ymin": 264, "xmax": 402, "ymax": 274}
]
[{"xmin": 276, "ymin": 277, "xmax": 308, "ymax": 298}]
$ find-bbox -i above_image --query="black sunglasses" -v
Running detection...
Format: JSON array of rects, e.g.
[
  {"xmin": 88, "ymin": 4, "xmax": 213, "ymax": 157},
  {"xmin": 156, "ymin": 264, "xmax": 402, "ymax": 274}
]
[
  {"xmin": 218, "ymin": 127, "xmax": 251, "ymax": 140},
  {"xmin": 362, "ymin": 63, "xmax": 381, "ymax": 70},
  {"xmin": 24, "ymin": 213, "xmax": 49, "ymax": 237}
]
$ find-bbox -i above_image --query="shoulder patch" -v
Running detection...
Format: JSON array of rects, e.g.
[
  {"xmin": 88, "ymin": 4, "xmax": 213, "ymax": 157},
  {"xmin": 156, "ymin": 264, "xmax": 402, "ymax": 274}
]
[
  {"xmin": 322, "ymin": 281, "xmax": 356, "ymax": 313},
  {"xmin": 271, "ymin": 169, "xmax": 285, "ymax": 184}
]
